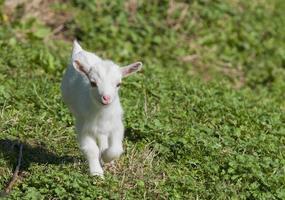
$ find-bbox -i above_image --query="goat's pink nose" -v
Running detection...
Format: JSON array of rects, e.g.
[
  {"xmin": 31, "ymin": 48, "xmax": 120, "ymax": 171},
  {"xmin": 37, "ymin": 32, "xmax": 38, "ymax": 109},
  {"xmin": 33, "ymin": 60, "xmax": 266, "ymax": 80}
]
[{"xmin": 102, "ymin": 95, "xmax": 111, "ymax": 102}]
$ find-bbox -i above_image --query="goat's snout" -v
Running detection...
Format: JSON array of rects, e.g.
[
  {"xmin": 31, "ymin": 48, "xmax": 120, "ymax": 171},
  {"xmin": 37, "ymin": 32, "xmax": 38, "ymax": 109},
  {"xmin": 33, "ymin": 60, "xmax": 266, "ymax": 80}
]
[{"xmin": 101, "ymin": 95, "xmax": 111, "ymax": 105}]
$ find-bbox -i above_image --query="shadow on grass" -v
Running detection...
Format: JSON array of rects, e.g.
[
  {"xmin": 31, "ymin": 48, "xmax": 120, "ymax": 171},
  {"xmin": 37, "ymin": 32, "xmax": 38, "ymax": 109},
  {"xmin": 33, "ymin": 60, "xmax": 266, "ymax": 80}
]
[
  {"xmin": 0, "ymin": 139, "xmax": 76, "ymax": 171},
  {"xmin": 0, "ymin": 139, "xmax": 78, "ymax": 197},
  {"xmin": 124, "ymin": 127, "xmax": 146, "ymax": 142}
]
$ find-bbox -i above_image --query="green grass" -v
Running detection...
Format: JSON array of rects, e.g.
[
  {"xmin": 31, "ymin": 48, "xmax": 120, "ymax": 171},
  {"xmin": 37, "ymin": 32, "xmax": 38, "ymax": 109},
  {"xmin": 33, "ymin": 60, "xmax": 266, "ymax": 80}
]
[{"xmin": 0, "ymin": 0, "xmax": 284, "ymax": 199}]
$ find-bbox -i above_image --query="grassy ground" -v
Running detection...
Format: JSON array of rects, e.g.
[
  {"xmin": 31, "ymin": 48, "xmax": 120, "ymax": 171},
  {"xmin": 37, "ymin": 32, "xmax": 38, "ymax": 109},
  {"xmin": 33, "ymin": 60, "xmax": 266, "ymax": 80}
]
[{"xmin": 0, "ymin": 0, "xmax": 284, "ymax": 199}]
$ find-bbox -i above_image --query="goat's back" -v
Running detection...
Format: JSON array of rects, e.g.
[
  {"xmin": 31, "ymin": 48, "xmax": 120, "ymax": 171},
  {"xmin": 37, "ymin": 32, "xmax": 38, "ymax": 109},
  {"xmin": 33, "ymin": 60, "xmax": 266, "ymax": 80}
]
[{"xmin": 61, "ymin": 64, "xmax": 92, "ymax": 118}]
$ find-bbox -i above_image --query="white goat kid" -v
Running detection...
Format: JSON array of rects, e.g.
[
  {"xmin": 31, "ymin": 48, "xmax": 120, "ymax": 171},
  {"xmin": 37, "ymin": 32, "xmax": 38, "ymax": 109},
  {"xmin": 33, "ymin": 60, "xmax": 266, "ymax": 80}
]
[{"xmin": 61, "ymin": 41, "xmax": 142, "ymax": 177}]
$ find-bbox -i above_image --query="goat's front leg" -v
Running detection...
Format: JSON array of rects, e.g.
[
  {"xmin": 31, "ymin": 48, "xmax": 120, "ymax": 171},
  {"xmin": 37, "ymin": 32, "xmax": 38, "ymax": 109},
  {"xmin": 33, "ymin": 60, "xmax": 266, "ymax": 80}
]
[
  {"xmin": 102, "ymin": 124, "xmax": 124, "ymax": 163},
  {"xmin": 78, "ymin": 134, "xmax": 103, "ymax": 177},
  {"xmin": 97, "ymin": 134, "xmax": 108, "ymax": 165}
]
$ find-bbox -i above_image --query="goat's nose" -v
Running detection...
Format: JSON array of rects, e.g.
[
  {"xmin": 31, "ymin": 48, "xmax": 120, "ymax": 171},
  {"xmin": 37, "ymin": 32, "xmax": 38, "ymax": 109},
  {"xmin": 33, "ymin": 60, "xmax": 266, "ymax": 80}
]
[{"xmin": 102, "ymin": 95, "xmax": 111, "ymax": 102}]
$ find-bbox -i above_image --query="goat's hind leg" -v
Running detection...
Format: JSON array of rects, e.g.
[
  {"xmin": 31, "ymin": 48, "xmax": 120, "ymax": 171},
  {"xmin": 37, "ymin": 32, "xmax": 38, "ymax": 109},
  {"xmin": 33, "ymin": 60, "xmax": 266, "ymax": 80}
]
[{"xmin": 79, "ymin": 134, "xmax": 104, "ymax": 177}]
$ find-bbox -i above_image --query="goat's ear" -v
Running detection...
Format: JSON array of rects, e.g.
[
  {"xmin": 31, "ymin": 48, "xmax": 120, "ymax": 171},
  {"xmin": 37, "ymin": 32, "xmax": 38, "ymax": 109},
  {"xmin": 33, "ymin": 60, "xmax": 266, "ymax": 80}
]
[
  {"xmin": 73, "ymin": 59, "xmax": 90, "ymax": 76},
  {"xmin": 72, "ymin": 40, "xmax": 83, "ymax": 60},
  {"xmin": 121, "ymin": 62, "xmax": 143, "ymax": 77},
  {"xmin": 71, "ymin": 41, "xmax": 91, "ymax": 76}
]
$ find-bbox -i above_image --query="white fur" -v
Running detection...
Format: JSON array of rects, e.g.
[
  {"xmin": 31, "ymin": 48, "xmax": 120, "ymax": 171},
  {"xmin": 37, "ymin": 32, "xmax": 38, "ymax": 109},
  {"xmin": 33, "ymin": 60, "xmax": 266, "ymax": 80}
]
[{"xmin": 61, "ymin": 40, "xmax": 142, "ymax": 177}]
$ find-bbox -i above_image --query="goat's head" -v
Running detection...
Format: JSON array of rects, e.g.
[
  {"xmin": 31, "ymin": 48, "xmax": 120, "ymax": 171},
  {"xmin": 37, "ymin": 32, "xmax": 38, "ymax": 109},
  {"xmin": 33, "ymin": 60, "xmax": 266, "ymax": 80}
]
[{"xmin": 71, "ymin": 40, "xmax": 142, "ymax": 106}]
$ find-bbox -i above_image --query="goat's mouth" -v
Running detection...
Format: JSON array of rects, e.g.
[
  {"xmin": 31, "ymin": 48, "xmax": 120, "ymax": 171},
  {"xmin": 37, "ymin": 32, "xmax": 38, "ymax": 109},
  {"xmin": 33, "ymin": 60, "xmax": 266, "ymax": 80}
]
[
  {"xmin": 101, "ymin": 101, "xmax": 110, "ymax": 106},
  {"xmin": 100, "ymin": 100, "xmax": 112, "ymax": 106},
  {"xmin": 94, "ymin": 98, "xmax": 110, "ymax": 106}
]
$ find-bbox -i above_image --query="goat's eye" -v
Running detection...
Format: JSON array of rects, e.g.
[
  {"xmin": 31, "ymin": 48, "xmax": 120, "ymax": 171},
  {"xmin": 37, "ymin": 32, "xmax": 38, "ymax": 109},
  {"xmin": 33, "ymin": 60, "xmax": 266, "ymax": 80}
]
[
  {"xmin": 116, "ymin": 83, "xmax": 121, "ymax": 87},
  {"xmin": 90, "ymin": 81, "xmax": 97, "ymax": 87}
]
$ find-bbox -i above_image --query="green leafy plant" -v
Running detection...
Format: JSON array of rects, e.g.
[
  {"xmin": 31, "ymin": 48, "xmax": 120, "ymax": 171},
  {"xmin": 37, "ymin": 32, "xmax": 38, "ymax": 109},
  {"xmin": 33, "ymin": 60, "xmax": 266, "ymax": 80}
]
[{"xmin": 0, "ymin": 0, "xmax": 284, "ymax": 199}]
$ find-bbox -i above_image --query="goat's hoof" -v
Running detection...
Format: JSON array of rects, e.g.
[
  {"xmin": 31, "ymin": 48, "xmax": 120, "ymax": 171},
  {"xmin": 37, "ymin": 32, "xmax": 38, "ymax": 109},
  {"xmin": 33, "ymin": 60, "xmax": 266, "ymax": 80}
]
[
  {"xmin": 90, "ymin": 171, "xmax": 104, "ymax": 178},
  {"xmin": 90, "ymin": 167, "xmax": 104, "ymax": 178},
  {"xmin": 102, "ymin": 147, "xmax": 123, "ymax": 163}
]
